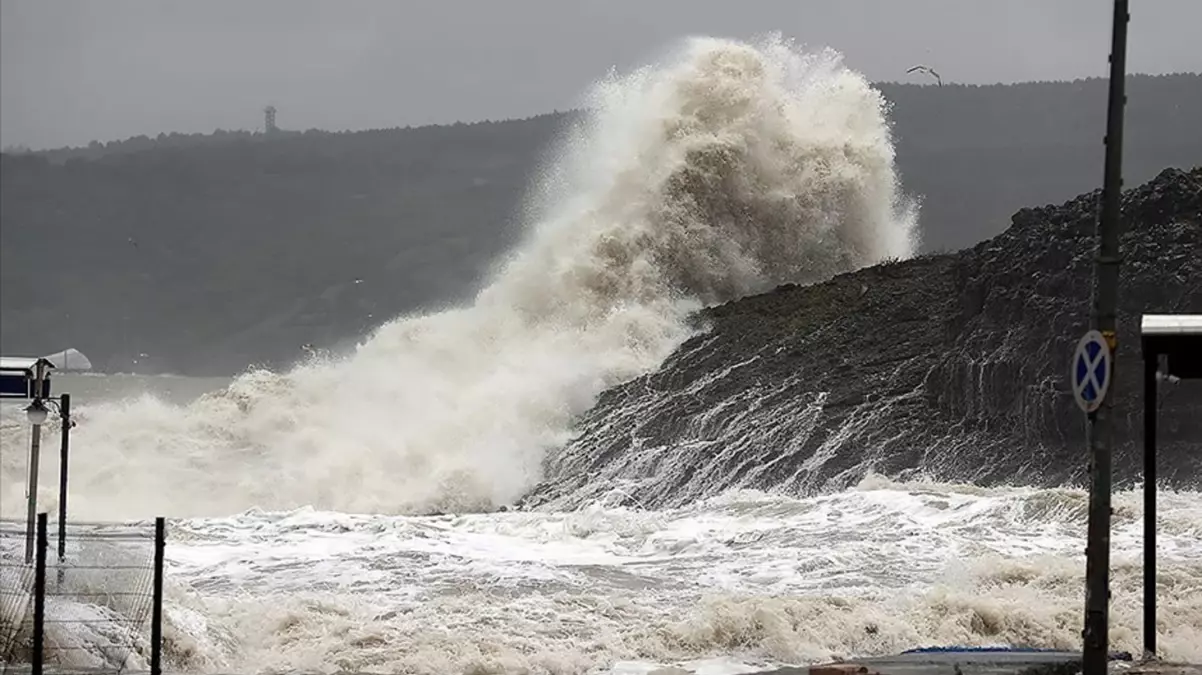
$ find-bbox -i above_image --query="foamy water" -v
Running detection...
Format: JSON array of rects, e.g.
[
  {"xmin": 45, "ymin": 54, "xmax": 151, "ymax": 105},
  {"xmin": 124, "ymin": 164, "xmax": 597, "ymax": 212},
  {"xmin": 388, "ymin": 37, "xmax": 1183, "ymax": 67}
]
[
  {"xmin": 153, "ymin": 481, "xmax": 1201, "ymax": 673},
  {"xmin": 3, "ymin": 477, "xmax": 1201, "ymax": 673}
]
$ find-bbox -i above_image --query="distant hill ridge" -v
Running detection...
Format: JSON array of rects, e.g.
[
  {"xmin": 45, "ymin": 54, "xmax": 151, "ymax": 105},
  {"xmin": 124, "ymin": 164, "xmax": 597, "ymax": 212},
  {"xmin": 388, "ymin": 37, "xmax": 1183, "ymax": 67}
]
[
  {"xmin": 10, "ymin": 74, "xmax": 1199, "ymax": 162},
  {"xmin": 2, "ymin": 74, "xmax": 1200, "ymax": 375}
]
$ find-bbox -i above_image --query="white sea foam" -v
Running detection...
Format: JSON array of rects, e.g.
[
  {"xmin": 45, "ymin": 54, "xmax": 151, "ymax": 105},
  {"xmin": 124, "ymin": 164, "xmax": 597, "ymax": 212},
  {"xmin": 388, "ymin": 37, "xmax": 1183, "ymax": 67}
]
[{"xmin": 144, "ymin": 480, "xmax": 1200, "ymax": 673}]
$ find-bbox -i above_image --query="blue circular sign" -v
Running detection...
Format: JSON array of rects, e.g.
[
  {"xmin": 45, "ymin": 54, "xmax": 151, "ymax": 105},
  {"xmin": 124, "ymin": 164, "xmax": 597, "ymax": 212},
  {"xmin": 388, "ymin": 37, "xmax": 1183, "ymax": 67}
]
[{"xmin": 1072, "ymin": 329, "xmax": 1112, "ymax": 413}]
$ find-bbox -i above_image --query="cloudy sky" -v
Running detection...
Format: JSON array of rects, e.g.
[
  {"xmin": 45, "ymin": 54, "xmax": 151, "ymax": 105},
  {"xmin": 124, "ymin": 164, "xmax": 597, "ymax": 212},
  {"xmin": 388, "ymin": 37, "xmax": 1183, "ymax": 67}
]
[{"xmin": 3, "ymin": 0, "xmax": 1200, "ymax": 149}]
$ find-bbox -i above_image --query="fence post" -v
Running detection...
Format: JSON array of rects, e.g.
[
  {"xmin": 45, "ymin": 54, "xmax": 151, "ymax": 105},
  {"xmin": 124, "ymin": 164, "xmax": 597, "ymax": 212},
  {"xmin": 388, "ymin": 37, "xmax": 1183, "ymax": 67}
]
[
  {"xmin": 151, "ymin": 517, "xmax": 165, "ymax": 675},
  {"xmin": 33, "ymin": 512, "xmax": 48, "ymax": 675}
]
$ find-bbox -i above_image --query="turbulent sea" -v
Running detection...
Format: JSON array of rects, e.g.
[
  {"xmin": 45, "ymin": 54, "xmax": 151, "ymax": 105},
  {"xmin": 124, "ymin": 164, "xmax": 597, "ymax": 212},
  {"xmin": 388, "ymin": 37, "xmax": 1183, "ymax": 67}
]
[{"xmin": 2, "ymin": 35, "xmax": 1200, "ymax": 674}]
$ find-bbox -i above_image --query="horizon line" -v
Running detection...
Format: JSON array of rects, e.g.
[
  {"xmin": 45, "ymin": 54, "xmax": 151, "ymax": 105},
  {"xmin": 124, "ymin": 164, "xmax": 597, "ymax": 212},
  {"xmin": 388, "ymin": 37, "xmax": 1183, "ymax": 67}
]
[{"xmin": 3, "ymin": 71, "xmax": 1199, "ymax": 154}]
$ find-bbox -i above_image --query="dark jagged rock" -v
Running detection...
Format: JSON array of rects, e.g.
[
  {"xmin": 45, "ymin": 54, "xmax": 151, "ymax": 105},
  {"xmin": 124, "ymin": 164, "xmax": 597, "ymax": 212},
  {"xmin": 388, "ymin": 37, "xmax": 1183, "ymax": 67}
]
[{"xmin": 522, "ymin": 167, "xmax": 1202, "ymax": 510}]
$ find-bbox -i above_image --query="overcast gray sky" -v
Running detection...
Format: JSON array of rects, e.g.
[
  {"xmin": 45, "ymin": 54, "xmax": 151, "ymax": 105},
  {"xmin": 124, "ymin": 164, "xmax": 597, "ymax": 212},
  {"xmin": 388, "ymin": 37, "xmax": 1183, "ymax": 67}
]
[{"xmin": 3, "ymin": 0, "xmax": 1200, "ymax": 149}]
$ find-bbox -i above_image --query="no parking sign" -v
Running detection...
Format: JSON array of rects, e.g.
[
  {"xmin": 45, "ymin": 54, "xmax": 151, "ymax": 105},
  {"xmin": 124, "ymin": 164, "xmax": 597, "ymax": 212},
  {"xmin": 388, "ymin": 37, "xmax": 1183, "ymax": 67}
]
[{"xmin": 1071, "ymin": 329, "xmax": 1112, "ymax": 414}]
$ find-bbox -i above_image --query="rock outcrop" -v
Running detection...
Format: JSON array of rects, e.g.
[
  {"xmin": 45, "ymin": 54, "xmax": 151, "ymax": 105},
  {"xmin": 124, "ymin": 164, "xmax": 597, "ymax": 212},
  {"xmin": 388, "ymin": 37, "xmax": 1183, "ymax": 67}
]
[{"xmin": 522, "ymin": 167, "xmax": 1202, "ymax": 510}]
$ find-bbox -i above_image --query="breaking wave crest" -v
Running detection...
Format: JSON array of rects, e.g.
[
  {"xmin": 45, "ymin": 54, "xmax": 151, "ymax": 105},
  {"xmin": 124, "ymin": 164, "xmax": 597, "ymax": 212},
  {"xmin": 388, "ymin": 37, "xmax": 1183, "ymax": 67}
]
[{"xmin": 1, "ymin": 35, "xmax": 916, "ymax": 520}]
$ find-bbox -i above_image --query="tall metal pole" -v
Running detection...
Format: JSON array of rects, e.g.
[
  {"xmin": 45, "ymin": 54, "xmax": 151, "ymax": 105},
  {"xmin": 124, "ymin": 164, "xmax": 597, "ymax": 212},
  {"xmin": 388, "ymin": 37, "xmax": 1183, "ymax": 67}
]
[
  {"xmin": 1143, "ymin": 356, "xmax": 1157, "ymax": 657},
  {"xmin": 25, "ymin": 362, "xmax": 47, "ymax": 564},
  {"xmin": 57, "ymin": 393, "xmax": 71, "ymax": 563},
  {"xmin": 1082, "ymin": 1, "xmax": 1129, "ymax": 673}
]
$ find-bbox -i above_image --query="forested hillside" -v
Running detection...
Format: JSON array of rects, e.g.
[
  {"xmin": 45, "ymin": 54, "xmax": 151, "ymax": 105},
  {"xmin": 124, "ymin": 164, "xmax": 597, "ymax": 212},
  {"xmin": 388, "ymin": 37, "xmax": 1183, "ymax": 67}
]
[{"xmin": 2, "ymin": 74, "xmax": 1200, "ymax": 375}]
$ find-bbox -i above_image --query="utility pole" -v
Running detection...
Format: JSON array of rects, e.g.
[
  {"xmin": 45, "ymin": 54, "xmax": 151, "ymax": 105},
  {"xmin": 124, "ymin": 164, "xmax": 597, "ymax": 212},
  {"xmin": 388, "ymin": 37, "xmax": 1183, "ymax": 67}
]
[{"xmin": 1082, "ymin": 1, "xmax": 1128, "ymax": 673}]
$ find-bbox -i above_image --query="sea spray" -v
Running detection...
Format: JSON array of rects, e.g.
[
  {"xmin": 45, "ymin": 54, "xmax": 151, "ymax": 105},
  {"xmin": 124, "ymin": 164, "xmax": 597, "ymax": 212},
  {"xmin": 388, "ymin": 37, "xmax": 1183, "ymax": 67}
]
[{"xmin": 0, "ymin": 35, "xmax": 917, "ymax": 520}]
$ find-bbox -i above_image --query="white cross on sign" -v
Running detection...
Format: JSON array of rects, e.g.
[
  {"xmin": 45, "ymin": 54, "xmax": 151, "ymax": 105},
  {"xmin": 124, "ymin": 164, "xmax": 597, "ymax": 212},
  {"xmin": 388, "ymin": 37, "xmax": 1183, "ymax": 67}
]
[{"xmin": 1072, "ymin": 329, "xmax": 1112, "ymax": 413}]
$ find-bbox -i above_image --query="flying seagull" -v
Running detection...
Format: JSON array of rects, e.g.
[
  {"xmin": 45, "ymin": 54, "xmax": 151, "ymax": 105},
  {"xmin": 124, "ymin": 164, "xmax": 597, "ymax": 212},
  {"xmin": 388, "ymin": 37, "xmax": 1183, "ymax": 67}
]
[{"xmin": 906, "ymin": 65, "xmax": 942, "ymax": 86}]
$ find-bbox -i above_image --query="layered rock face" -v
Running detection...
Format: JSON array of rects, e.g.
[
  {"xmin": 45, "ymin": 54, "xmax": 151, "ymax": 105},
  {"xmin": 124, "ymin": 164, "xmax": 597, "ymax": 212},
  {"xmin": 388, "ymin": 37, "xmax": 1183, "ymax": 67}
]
[{"xmin": 523, "ymin": 167, "xmax": 1202, "ymax": 510}]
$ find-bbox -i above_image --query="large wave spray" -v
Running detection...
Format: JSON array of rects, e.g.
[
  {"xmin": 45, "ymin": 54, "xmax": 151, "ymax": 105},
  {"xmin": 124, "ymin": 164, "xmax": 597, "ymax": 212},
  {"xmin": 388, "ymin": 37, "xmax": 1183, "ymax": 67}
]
[{"xmin": 1, "ymin": 35, "xmax": 917, "ymax": 520}]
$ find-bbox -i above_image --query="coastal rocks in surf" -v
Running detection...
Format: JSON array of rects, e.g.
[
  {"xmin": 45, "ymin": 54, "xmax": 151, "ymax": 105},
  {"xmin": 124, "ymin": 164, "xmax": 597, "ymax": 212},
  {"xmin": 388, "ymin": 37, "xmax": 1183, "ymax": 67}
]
[{"xmin": 523, "ymin": 167, "xmax": 1202, "ymax": 510}]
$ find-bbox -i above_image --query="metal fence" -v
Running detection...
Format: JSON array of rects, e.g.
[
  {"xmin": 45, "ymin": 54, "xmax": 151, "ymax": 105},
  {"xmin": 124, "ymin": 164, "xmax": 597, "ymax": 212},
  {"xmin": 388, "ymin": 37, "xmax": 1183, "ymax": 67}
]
[{"xmin": 0, "ymin": 514, "xmax": 165, "ymax": 675}]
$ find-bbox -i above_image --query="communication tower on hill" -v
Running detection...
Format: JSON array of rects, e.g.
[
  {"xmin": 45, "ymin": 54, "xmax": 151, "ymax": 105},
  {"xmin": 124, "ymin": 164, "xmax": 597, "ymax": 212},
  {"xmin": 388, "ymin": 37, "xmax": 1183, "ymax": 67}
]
[{"xmin": 264, "ymin": 105, "xmax": 278, "ymax": 135}]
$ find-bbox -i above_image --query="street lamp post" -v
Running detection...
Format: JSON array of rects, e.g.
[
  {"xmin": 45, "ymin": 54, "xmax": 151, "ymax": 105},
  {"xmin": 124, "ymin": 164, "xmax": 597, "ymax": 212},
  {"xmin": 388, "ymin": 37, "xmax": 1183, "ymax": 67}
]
[{"xmin": 24, "ymin": 361, "xmax": 48, "ymax": 564}]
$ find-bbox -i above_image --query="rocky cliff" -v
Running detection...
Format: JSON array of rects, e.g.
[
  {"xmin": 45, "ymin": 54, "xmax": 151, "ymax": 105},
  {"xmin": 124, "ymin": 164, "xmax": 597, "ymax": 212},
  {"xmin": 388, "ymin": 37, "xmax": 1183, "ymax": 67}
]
[{"xmin": 522, "ymin": 167, "xmax": 1202, "ymax": 510}]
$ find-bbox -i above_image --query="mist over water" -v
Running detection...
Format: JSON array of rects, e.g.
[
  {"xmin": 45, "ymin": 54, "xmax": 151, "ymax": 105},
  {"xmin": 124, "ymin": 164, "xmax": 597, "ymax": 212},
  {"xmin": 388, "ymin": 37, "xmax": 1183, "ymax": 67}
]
[{"xmin": 1, "ymin": 35, "xmax": 916, "ymax": 521}]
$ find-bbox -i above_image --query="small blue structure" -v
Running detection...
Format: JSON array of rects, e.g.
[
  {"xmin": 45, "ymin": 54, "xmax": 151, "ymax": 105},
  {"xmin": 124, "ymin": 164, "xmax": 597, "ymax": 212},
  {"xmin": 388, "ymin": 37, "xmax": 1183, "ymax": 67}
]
[{"xmin": 0, "ymin": 356, "xmax": 54, "ymax": 399}]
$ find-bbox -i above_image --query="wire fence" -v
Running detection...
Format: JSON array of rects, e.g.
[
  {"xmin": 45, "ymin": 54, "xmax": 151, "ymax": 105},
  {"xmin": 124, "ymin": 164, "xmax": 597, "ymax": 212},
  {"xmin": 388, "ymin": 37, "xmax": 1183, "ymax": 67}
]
[{"xmin": 0, "ymin": 514, "xmax": 165, "ymax": 675}]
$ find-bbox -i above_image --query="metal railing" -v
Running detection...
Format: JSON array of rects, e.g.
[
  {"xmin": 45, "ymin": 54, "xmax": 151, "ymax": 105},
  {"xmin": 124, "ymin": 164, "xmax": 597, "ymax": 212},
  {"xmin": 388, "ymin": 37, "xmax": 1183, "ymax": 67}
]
[{"xmin": 0, "ymin": 515, "xmax": 165, "ymax": 675}]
